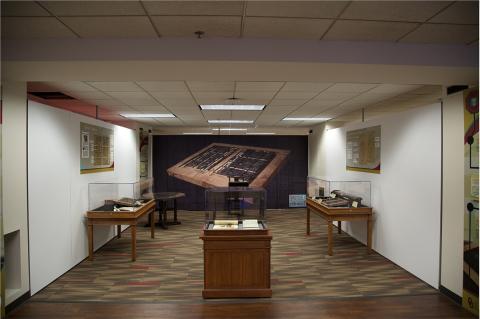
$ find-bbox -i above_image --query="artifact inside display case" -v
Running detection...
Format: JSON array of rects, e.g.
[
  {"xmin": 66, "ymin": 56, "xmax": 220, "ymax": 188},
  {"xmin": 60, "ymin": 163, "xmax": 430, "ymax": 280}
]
[
  {"xmin": 307, "ymin": 177, "xmax": 371, "ymax": 208},
  {"xmin": 167, "ymin": 143, "xmax": 289, "ymax": 188},
  {"xmin": 88, "ymin": 178, "xmax": 154, "ymax": 212},
  {"xmin": 205, "ymin": 186, "xmax": 266, "ymax": 220},
  {"xmin": 204, "ymin": 219, "xmax": 267, "ymax": 231}
]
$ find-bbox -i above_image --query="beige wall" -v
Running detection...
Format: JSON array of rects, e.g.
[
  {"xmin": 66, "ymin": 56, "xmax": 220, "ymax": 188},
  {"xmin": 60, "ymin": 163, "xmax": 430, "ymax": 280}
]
[
  {"xmin": 441, "ymin": 92, "xmax": 465, "ymax": 297},
  {"xmin": 2, "ymin": 82, "xmax": 30, "ymax": 304}
]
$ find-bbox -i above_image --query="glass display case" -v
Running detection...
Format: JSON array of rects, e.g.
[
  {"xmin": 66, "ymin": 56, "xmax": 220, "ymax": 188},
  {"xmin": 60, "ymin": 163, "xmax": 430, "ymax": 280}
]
[
  {"xmin": 88, "ymin": 178, "xmax": 154, "ymax": 211},
  {"xmin": 307, "ymin": 176, "xmax": 371, "ymax": 208},
  {"xmin": 204, "ymin": 186, "xmax": 266, "ymax": 222}
]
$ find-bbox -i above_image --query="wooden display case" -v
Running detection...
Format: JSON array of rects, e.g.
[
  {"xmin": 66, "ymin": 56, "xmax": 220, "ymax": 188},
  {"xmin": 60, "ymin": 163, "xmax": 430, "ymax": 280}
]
[
  {"xmin": 200, "ymin": 220, "xmax": 272, "ymax": 298},
  {"xmin": 306, "ymin": 197, "xmax": 373, "ymax": 256}
]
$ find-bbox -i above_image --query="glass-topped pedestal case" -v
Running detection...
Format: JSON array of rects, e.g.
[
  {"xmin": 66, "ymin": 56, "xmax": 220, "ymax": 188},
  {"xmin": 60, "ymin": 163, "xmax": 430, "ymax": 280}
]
[
  {"xmin": 88, "ymin": 178, "xmax": 154, "ymax": 212},
  {"xmin": 204, "ymin": 186, "xmax": 266, "ymax": 221},
  {"xmin": 201, "ymin": 187, "xmax": 272, "ymax": 298},
  {"xmin": 307, "ymin": 177, "xmax": 371, "ymax": 208}
]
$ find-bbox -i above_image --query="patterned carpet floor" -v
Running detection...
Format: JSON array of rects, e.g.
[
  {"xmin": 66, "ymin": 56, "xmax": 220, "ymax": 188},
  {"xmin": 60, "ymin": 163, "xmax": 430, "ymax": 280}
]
[{"xmin": 32, "ymin": 209, "xmax": 435, "ymax": 303}]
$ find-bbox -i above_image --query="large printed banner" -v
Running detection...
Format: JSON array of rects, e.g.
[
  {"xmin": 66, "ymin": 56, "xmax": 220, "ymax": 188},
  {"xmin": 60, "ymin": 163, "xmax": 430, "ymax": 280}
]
[{"xmin": 463, "ymin": 87, "xmax": 479, "ymax": 316}]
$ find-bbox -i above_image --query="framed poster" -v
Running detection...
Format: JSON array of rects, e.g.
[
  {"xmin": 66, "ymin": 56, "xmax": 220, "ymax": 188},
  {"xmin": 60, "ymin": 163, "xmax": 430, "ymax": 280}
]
[
  {"xmin": 346, "ymin": 126, "xmax": 381, "ymax": 174},
  {"xmin": 80, "ymin": 122, "xmax": 114, "ymax": 174}
]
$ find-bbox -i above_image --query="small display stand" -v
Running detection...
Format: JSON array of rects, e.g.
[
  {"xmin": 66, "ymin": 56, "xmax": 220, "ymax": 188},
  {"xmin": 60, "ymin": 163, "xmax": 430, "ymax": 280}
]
[{"xmin": 200, "ymin": 219, "xmax": 272, "ymax": 298}]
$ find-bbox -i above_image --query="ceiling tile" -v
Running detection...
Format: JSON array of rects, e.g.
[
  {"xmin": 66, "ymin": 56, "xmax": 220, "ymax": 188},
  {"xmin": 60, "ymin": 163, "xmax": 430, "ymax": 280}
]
[
  {"xmin": 234, "ymin": 91, "xmax": 277, "ymax": 100},
  {"xmin": 230, "ymin": 111, "xmax": 260, "ymax": 120},
  {"xmin": 263, "ymin": 105, "xmax": 297, "ymax": 113},
  {"xmin": 202, "ymin": 110, "xmax": 235, "ymax": 120},
  {"xmin": 2, "ymin": 17, "xmax": 77, "ymax": 38},
  {"xmin": 155, "ymin": 98, "xmax": 197, "ymax": 107},
  {"xmin": 269, "ymin": 99, "xmax": 308, "ymax": 107},
  {"xmin": 144, "ymin": 1, "xmax": 243, "ymax": 16},
  {"xmin": 324, "ymin": 20, "xmax": 417, "ymax": 41},
  {"xmin": 62, "ymin": 17, "xmax": 157, "ymax": 38},
  {"xmin": 130, "ymin": 105, "xmax": 170, "ymax": 112},
  {"xmin": 149, "ymin": 92, "xmax": 193, "ymax": 99},
  {"xmin": 42, "ymin": 81, "xmax": 97, "ymax": 92},
  {"xmin": 430, "ymin": 1, "xmax": 479, "ymax": 25},
  {"xmin": 2, "ymin": 1, "xmax": 50, "ymax": 16},
  {"xmin": 40, "ymin": 1, "xmax": 145, "ymax": 16},
  {"xmin": 107, "ymin": 92, "xmax": 159, "ymax": 105},
  {"xmin": 341, "ymin": 1, "xmax": 449, "ymax": 22},
  {"xmin": 400, "ymin": 23, "xmax": 478, "ymax": 45},
  {"xmin": 188, "ymin": 81, "xmax": 234, "ymax": 92},
  {"xmin": 136, "ymin": 81, "xmax": 188, "ymax": 92},
  {"xmin": 84, "ymin": 99, "xmax": 126, "ymax": 107},
  {"xmin": 367, "ymin": 84, "xmax": 421, "ymax": 95},
  {"xmin": 151, "ymin": 16, "xmax": 241, "ymax": 37},
  {"xmin": 246, "ymin": 1, "xmax": 346, "ymax": 19},
  {"xmin": 236, "ymin": 82, "xmax": 283, "ymax": 92},
  {"xmin": 274, "ymin": 91, "xmax": 318, "ymax": 100},
  {"xmin": 192, "ymin": 92, "xmax": 233, "ymax": 100},
  {"xmin": 282, "ymin": 82, "xmax": 332, "ymax": 92},
  {"xmin": 244, "ymin": 17, "xmax": 332, "ymax": 39},
  {"xmin": 67, "ymin": 91, "xmax": 112, "ymax": 100},
  {"xmin": 88, "ymin": 82, "xmax": 142, "ymax": 92},
  {"xmin": 325, "ymin": 83, "xmax": 378, "ymax": 93}
]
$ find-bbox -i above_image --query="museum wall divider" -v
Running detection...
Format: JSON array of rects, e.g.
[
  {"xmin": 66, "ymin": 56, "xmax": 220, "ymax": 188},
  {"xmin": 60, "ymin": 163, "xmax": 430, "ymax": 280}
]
[
  {"xmin": 308, "ymin": 102, "xmax": 442, "ymax": 288},
  {"xmin": 27, "ymin": 101, "xmax": 139, "ymax": 295}
]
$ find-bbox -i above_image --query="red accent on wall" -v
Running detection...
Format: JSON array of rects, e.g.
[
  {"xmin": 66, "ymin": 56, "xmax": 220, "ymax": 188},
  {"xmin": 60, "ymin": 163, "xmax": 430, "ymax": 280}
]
[{"xmin": 27, "ymin": 85, "xmax": 137, "ymax": 130}]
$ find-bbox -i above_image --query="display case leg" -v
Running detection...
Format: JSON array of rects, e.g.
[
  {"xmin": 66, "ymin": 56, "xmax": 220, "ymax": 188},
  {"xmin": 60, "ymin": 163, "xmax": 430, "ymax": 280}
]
[
  {"xmin": 306, "ymin": 208, "xmax": 310, "ymax": 235},
  {"xmin": 337, "ymin": 221, "xmax": 342, "ymax": 234},
  {"xmin": 131, "ymin": 225, "xmax": 137, "ymax": 262},
  {"xmin": 88, "ymin": 225, "xmax": 94, "ymax": 261},
  {"xmin": 150, "ymin": 210, "xmax": 155, "ymax": 239},
  {"xmin": 367, "ymin": 218, "xmax": 372, "ymax": 254},
  {"xmin": 327, "ymin": 221, "xmax": 333, "ymax": 256},
  {"xmin": 117, "ymin": 225, "xmax": 121, "ymax": 238}
]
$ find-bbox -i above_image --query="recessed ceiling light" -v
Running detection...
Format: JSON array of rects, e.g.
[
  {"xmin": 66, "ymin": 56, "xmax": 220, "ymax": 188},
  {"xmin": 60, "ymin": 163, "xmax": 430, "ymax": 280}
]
[
  {"xmin": 182, "ymin": 132, "xmax": 213, "ymax": 135},
  {"xmin": 246, "ymin": 132, "xmax": 276, "ymax": 135},
  {"xmin": 212, "ymin": 128, "xmax": 248, "ymax": 131},
  {"xmin": 120, "ymin": 113, "xmax": 175, "ymax": 118},
  {"xmin": 208, "ymin": 120, "xmax": 254, "ymax": 124},
  {"xmin": 282, "ymin": 117, "xmax": 330, "ymax": 121},
  {"xmin": 200, "ymin": 105, "xmax": 265, "ymax": 111}
]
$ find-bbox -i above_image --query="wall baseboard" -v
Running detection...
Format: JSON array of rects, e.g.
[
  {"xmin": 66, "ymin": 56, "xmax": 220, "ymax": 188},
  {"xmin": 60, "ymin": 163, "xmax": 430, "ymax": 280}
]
[
  {"xmin": 6, "ymin": 291, "xmax": 30, "ymax": 315},
  {"xmin": 439, "ymin": 285, "xmax": 462, "ymax": 304}
]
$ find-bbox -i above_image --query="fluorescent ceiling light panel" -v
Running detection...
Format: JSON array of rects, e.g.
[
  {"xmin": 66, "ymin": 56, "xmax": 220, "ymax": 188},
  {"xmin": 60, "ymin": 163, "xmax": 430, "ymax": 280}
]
[
  {"xmin": 282, "ymin": 117, "xmax": 331, "ymax": 121},
  {"xmin": 200, "ymin": 104, "xmax": 265, "ymax": 111},
  {"xmin": 246, "ymin": 132, "xmax": 276, "ymax": 135},
  {"xmin": 208, "ymin": 120, "xmax": 254, "ymax": 124},
  {"xmin": 120, "ymin": 113, "xmax": 175, "ymax": 118},
  {"xmin": 182, "ymin": 132, "xmax": 213, "ymax": 135},
  {"xmin": 212, "ymin": 128, "xmax": 248, "ymax": 131}
]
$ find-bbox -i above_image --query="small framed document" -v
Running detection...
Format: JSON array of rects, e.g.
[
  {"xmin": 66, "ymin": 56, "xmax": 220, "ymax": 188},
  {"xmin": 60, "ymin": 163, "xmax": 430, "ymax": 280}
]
[
  {"xmin": 331, "ymin": 193, "xmax": 336, "ymax": 198},
  {"xmin": 352, "ymin": 201, "xmax": 358, "ymax": 208}
]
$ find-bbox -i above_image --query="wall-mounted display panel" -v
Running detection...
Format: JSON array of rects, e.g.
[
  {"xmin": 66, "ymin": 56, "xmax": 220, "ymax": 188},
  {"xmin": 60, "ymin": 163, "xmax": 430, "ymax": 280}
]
[
  {"xmin": 80, "ymin": 122, "xmax": 114, "ymax": 174},
  {"xmin": 346, "ymin": 125, "xmax": 381, "ymax": 174}
]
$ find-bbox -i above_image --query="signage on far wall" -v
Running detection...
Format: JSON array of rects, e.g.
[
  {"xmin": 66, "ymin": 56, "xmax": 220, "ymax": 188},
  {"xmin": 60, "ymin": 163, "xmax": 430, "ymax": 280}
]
[
  {"xmin": 80, "ymin": 122, "xmax": 114, "ymax": 174},
  {"xmin": 346, "ymin": 125, "xmax": 381, "ymax": 174}
]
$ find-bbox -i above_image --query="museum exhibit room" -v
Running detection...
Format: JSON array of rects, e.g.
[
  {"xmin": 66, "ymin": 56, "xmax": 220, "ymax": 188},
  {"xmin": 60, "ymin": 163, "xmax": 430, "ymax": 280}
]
[{"xmin": 0, "ymin": 0, "xmax": 478, "ymax": 318}]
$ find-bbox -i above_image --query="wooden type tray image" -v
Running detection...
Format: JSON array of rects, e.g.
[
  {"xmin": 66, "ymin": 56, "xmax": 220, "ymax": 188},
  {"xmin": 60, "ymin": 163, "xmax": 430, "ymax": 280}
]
[{"xmin": 167, "ymin": 143, "xmax": 290, "ymax": 188}]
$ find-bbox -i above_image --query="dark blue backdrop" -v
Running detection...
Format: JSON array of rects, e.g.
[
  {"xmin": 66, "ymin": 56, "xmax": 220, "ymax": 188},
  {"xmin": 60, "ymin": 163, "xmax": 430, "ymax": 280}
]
[{"xmin": 152, "ymin": 135, "xmax": 308, "ymax": 210}]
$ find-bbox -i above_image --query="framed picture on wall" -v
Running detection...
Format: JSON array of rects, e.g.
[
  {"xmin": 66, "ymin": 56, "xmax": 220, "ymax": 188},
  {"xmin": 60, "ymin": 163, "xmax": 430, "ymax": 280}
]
[{"xmin": 346, "ymin": 125, "xmax": 381, "ymax": 174}]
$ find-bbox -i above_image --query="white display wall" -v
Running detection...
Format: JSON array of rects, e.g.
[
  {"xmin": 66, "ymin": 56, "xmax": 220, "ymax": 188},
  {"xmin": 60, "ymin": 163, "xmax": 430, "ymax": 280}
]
[
  {"xmin": 28, "ymin": 101, "xmax": 139, "ymax": 295},
  {"xmin": 308, "ymin": 103, "xmax": 441, "ymax": 288}
]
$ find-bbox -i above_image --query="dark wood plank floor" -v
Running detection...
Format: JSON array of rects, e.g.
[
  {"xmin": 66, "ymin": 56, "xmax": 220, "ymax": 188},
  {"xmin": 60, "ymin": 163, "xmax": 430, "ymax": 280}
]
[{"xmin": 8, "ymin": 294, "xmax": 474, "ymax": 319}]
